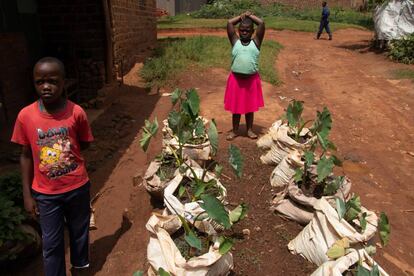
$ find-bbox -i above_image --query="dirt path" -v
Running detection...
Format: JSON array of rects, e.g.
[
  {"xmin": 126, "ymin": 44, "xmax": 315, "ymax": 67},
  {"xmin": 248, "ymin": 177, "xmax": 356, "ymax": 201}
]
[{"xmin": 158, "ymin": 28, "xmax": 414, "ymax": 275}]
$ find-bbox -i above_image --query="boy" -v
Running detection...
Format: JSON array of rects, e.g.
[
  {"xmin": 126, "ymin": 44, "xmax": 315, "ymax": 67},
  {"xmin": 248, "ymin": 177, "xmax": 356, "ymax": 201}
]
[
  {"xmin": 11, "ymin": 57, "xmax": 94, "ymax": 276},
  {"xmin": 317, "ymin": 1, "xmax": 332, "ymax": 40}
]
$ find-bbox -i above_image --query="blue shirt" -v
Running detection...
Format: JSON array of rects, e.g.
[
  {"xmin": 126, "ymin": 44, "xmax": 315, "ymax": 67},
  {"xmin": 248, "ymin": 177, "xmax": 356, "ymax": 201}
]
[{"xmin": 322, "ymin": 6, "xmax": 330, "ymax": 21}]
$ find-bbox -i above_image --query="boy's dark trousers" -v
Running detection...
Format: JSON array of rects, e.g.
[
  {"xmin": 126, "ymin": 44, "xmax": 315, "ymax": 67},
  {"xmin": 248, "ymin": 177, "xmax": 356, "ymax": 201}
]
[
  {"xmin": 317, "ymin": 20, "xmax": 332, "ymax": 39},
  {"xmin": 32, "ymin": 182, "xmax": 91, "ymax": 276}
]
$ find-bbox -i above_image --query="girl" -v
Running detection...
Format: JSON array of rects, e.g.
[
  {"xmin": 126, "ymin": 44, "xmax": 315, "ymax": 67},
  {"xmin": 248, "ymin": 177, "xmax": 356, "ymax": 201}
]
[{"xmin": 225, "ymin": 11, "xmax": 265, "ymax": 140}]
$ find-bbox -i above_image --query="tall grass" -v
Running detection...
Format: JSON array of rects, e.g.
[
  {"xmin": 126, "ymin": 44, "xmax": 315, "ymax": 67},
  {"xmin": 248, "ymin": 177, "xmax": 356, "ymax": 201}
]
[{"xmin": 141, "ymin": 36, "xmax": 282, "ymax": 88}]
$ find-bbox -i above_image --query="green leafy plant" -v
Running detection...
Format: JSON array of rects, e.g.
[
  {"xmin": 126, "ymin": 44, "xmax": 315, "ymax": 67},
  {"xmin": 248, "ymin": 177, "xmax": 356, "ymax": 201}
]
[
  {"xmin": 389, "ymin": 33, "xmax": 414, "ymax": 65},
  {"xmin": 335, "ymin": 196, "xmax": 390, "ymax": 241}
]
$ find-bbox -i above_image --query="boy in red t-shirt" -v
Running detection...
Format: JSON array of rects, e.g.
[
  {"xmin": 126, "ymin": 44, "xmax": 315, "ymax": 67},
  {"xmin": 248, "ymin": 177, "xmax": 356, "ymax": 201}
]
[{"xmin": 11, "ymin": 57, "xmax": 94, "ymax": 276}]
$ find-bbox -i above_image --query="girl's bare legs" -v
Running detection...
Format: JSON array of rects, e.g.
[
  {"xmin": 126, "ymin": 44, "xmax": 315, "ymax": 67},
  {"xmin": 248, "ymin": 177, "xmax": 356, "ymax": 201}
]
[
  {"xmin": 246, "ymin": 112, "xmax": 258, "ymax": 139},
  {"xmin": 227, "ymin": 114, "xmax": 241, "ymax": 140}
]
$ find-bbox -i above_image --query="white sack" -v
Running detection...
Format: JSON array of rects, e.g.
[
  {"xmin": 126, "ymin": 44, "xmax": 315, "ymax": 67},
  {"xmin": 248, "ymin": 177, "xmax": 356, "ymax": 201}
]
[
  {"xmin": 143, "ymin": 158, "xmax": 200, "ymax": 199},
  {"xmin": 270, "ymin": 150, "xmax": 303, "ymax": 188},
  {"xmin": 271, "ymin": 169, "xmax": 352, "ymax": 225},
  {"xmin": 146, "ymin": 213, "xmax": 234, "ymax": 276},
  {"xmin": 374, "ymin": 0, "xmax": 414, "ymax": 40},
  {"xmin": 162, "ymin": 119, "xmax": 212, "ymax": 161},
  {"xmin": 311, "ymin": 249, "xmax": 389, "ymax": 276},
  {"xmin": 259, "ymin": 120, "xmax": 314, "ymax": 165},
  {"xmin": 163, "ymin": 166, "xmax": 227, "ymax": 235},
  {"xmin": 288, "ymin": 197, "xmax": 378, "ymax": 266}
]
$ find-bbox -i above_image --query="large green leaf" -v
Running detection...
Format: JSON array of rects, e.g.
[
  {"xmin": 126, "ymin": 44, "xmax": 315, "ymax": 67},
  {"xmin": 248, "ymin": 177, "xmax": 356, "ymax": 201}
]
[
  {"xmin": 317, "ymin": 156, "xmax": 334, "ymax": 183},
  {"xmin": 304, "ymin": 151, "xmax": 314, "ymax": 167},
  {"xmin": 132, "ymin": 271, "xmax": 144, "ymax": 276},
  {"xmin": 379, "ymin": 212, "xmax": 390, "ymax": 246},
  {"xmin": 158, "ymin": 268, "xmax": 171, "ymax": 276},
  {"xmin": 171, "ymin": 88, "xmax": 182, "ymax": 106},
  {"xmin": 200, "ymin": 194, "xmax": 231, "ymax": 229},
  {"xmin": 286, "ymin": 100, "xmax": 304, "ymax": 128},
  {"xmin": 356, "ymin": 264, "xmax": 380, "ymax": 276},
  {"xmin": 360, "ymin": 212, "xmax": 368, "ymax": 232},
  {"xmin": 168, "ymin": 110, "xmax": 182, "ymax": 135},
  {"xmin": 218, "ymin": 236, "xmax": 234, "ymax": 255},
  {"xmin": 140, "ymin": 118, "xmax": 159, "ymax": 152},
  {"xmin": 184, "ymin": 229, "xmax": 202, "ymax": 250},
  {"xmin": 345, "ymin": 195, "xmax": 361, "ymax": 221},
  {"xmin": 336, "ymin": 198, "xmax": 346, "ymax": 220},
  {"xmin": 214, "ymin": 164, "xmax": 223, "ymax": 178},
  {"xmin": 228, "ymin": 144, "xmax": 243, "ymax": 178},
  {"xmin": 326, "ymin": 238, "xmax": 349, "ymax": 260},
  {"xmin": 311, "ymin": 107, "xmax": 332, "ymax": 139},
  {"xmin": 185, "ymin": 88, "xmax": 200, "ymax": 118},
  {"xmin": 208, "ymin": 119, "xmax": 218, "ymax": 156},
  {"xmin": 229, "ymin": 203, "xmax": 248, "ymax": 224},
  {"xmin": 194, "ymin": 118, "xmax": 205, "ymax": 137},
  {"xmin": 323, "ymin": 176, "xmax": 344, "ymax": 196}
]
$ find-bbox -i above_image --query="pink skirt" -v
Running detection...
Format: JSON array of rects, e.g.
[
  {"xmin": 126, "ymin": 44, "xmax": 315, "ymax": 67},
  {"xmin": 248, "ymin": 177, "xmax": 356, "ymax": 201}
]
[{"xmin": 224, "ymin": 72, "xmax": 264, "ymax": 114}]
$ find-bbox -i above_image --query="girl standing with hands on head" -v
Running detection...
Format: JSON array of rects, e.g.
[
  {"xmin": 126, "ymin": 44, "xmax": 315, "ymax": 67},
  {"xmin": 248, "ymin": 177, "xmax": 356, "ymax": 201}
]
[{"xmin": 225, "ymin": 11, "xmax": 265, "ymax": 140}]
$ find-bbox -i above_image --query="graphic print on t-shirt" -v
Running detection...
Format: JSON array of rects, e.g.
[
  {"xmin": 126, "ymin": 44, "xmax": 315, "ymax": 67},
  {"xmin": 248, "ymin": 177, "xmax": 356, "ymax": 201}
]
[{"xmin": 37, "ymin": 127, "xmax": 78, "ymax": 179}]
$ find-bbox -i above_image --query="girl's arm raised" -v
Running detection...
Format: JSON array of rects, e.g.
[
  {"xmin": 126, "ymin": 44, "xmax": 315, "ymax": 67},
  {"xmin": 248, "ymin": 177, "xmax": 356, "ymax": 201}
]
[
  {"xmin": 227, "ymin": 15, "xmax": 241, "ymax": 46},
  {"xmin": 249, "ymin": 14, "xmax": 265, "ymax": 48}
]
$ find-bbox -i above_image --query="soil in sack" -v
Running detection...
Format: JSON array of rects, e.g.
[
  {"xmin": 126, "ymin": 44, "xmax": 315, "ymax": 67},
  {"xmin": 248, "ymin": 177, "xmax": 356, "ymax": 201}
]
[
  {"xmin": 172, "ymin": 228, "xmax": 211, "ymax": 260},
  {"xmin": 173, "ymin": 176, "xmax": 223, "ymax": 204},
  {"xmin": 157, "ymin": 154, "xmax": 178, "ymax": 182}
]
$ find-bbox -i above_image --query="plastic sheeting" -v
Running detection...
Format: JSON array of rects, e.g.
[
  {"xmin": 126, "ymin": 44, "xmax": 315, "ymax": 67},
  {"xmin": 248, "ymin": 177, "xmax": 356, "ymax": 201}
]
[{"xmin": 374, "ymin": 0, "xmax": 414, "ymax": 40}]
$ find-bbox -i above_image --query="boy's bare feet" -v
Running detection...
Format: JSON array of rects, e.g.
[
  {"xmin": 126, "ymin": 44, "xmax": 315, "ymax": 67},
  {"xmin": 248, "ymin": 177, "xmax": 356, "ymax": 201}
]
[
  {"xmin": 247, "ymin": 130, "xmax": 258, "ymax": 139},
  {"xmin": 226, "ymin": 131, "xmax": 238, "ymax": 141}
]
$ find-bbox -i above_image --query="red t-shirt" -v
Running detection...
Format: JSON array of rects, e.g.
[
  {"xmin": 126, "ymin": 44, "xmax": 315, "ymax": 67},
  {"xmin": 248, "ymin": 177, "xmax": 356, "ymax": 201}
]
[{"xmin": 11, "ymin": 100, "xmax": 94, "ymax": 194}]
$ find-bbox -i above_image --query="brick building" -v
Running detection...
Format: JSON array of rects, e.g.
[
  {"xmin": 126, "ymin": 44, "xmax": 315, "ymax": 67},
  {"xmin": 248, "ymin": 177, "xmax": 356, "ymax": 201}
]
[
  {"xmin": 0, "ymin": 0, "xmax": 156, "ymax": 131},
  {"xmin": 260, "ymin": 0, "xmax": 366, "ymax": 9}
]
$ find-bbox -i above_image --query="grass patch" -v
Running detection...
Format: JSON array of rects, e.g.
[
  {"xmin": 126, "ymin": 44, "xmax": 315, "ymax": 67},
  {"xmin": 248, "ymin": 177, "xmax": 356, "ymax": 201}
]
[
  {"xmin": 391, "ymin": 69, "xmax": 414, "ymax": 81},
  {"xmin": 158, "ymin": 14, "xmax": 365, "ymax": 32},
  {"xmin": 141, "ymin": 36, "xmax": 282, "ymax": 88}
]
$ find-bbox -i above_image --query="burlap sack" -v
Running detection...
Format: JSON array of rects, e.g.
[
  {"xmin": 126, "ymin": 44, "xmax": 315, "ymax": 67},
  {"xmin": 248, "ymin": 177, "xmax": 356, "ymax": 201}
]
[
  {"xmin": 288, "ymin": 197, "xmax": 378, "ymax": 266},
  {"xmin": 271, "ymin": 168, "xmax": 352, "ymax": 225},
  {"xmin": 311, "ymin": 249, "xmax": 389, "ymax": 276},
  {"xmin": 258, "ymin": 120, "xmax": 315, "ymax": 165},
  {"xmin": 162, "ymin": 119, "xmax": 212, "ymax": 161},
  {"xmin": 146, "ymin": 212, "xmax": 234, "ymax": 276},
  {"xmin": 163, "ymin": 166, "xmax": 227, "ymax": 235}
]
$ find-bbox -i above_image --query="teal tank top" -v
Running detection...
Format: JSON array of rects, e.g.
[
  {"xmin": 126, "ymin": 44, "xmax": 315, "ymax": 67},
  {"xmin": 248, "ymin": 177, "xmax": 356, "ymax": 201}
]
[{"xmin": 231, "ymin": 39, "xmax": 260, "ymax": 75}]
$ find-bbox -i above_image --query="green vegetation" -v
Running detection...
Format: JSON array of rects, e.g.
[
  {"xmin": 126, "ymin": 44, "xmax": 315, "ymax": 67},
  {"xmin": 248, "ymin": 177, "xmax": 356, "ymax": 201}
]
[
  {"xmin": 141, "ymin": 36, "xmax": 282, "ymax": 88},
  {"xmin": 158, "ymin": 14, "xmax": 365, "ymax": 32},
  {"xmin": 389, "ymin": 33, "xmax": 414, "ymax": 65},
  {"xmin": 391, "ymin": 68, "xmax": 414, "ymax": 81},
  {"xmin": 187, "ymin": 0, "xmax": 372, "ymax": 29}
]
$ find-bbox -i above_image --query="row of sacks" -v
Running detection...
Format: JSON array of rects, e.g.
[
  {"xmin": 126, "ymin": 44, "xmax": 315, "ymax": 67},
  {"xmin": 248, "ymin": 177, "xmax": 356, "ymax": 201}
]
[{"xmin": 257, "ymin": 120, "xmax": 389, "ymax": 275}]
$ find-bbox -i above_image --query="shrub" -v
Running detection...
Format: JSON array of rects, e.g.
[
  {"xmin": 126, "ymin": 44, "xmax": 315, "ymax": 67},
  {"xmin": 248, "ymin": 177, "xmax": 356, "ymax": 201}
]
[{"xmin": 389, "ymin": 33, "xmax": 414, "ymax": 64}]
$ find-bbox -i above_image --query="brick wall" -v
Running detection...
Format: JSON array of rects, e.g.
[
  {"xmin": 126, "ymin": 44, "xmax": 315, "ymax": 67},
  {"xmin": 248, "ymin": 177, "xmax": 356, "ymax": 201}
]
[
  {"xmin": 260, "ymin": 0, "xmax": 365, "ymax": 9},
  {"xmin": 110, "ymin": 0, "xmax": 157, "ymax": 74},
  {"xmin": 38, "ymin": 0, "xmax": 107, "ymax": 100},
  {"xmin": 0, "ymin": 33, "xmax": 33, "ymax": 125}
]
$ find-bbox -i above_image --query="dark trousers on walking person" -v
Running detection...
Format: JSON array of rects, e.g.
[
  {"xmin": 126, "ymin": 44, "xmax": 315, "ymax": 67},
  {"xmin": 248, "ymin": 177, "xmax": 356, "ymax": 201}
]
[
  {"xmin": 317, "ymin": 20, "xmax": 332, "ymax": 40},
  {"xmin": 32, "ymin": 183, "xmax": 91, "ymax": 276}
]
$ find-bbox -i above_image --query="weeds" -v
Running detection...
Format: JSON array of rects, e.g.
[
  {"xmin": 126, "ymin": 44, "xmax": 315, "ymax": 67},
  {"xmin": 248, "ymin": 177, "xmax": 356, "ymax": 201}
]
[
  {"xmin": 389, "ymin": 33, "xmax": 414, "ymax": 64},
  {"xmin": 391, "ymin": 68, "xmax": 414, "ymax": 81}
]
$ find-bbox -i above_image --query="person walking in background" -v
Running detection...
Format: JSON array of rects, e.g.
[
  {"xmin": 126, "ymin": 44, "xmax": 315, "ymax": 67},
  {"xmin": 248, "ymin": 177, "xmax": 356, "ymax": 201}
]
[
  {"xmin": 225, "ymin": 11, "xmax": 265, "ymax": 140},
  {"xmin": 11, "ymin": 57, "xmax": 94, "ymax": 276},
  {"xmin": 317, "ymin": 1, "xmax": 332, "ymax": 40}
]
